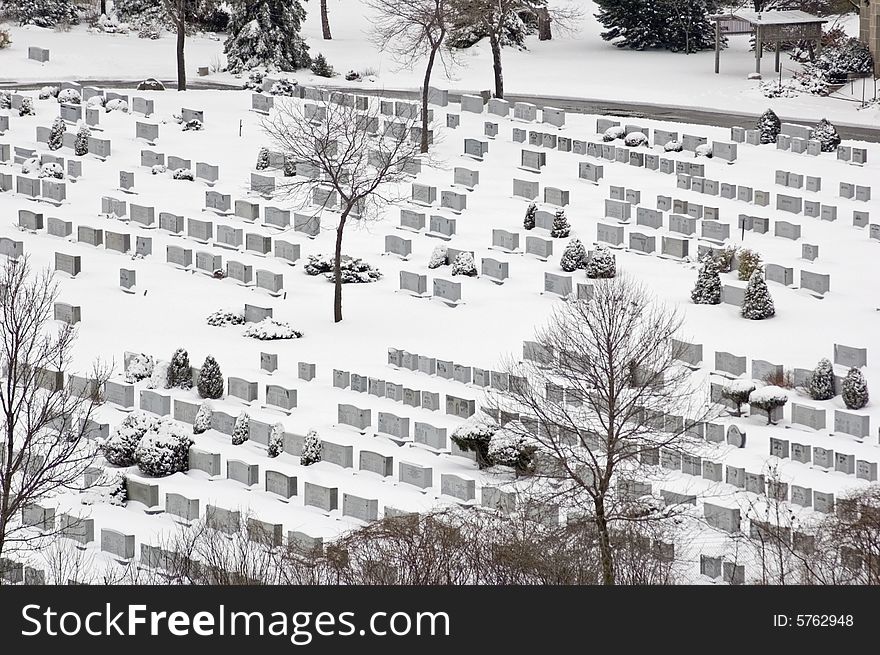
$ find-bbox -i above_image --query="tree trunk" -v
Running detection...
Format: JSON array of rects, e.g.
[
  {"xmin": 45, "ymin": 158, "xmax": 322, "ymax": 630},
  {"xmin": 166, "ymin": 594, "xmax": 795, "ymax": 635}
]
[
  {"xmin": 537, "ymin": 7, "xmax": 551, "ymax": 41},
  {"xmin": 490, "ymin": 33, "xmax": 504, "ymax": 99},
  {"xmin": 100, "ymin": 0, "xmax": 107, "ymax": 16},
  {"xmin": 176, "ymin": 15, "xmax": 187, "ymax": 92},
  {"xmin": 594, "ymin": 497, "xmax": 616, "ymax": 585},
  {"xmin": 421, "ymin": 44, "xmax": 440, "ymax": 154},
  {"xmin": 321, "ymin": 0, "xmax": 332, "ymax": 40},
  {"xmin": 333, "ymin": 210, "xmax": 350, "ymax": 323}
]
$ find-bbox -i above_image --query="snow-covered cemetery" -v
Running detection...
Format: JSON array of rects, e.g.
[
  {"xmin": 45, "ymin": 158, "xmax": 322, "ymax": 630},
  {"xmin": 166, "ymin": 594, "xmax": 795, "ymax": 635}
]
[{"xmin": 0, "ymin": 0, "xmax": 879, "ymax": 587}]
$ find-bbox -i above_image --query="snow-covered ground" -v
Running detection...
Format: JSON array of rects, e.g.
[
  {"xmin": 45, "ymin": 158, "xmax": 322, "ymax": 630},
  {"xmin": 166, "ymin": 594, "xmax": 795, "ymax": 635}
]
[
  {"xmin": 1, "ymin": 1, "xmax": 879, "ymax": 127},
  {"xmin": 1, "ymin": 2, "xmax": 879, "ymax": 586}
]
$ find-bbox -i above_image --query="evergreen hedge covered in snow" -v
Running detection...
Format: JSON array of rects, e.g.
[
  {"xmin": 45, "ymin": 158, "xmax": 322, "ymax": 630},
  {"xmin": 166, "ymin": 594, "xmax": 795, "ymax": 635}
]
[
  {"xmin": 242, "ymin": 318, "xmax": 302, "ymax": 340},
  {"xmin": 303, "ymin": 254, "xmax": 382, "ymax": 283},
  {"xmin": 134, "ymin": 422, "xmax": 194, "ymax": 476},
  {"xmin": 206, "ymin": 309, "xmax": 245, "ymax": 327},
  {"xmin": 124, "ymin": 353, "xmax": 154, "ymax": 383},
  {"xmin": 842, "ymin": 368, "xmax": 869, "ymax": 410},
  {"xmin": 451, "ymin": 252, "xmax": 478, "ymax": 277},
  {"xmin": 104, "ymin": 411, "xmax": 160, "ymax": 467},
  {"xmin": 560, "ymin": 239, "xmax": 587, "ymax": 272}
]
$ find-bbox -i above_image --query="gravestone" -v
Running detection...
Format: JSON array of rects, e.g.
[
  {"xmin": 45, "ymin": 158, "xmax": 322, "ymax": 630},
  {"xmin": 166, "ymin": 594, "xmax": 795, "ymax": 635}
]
[
  {"xmin": 399, "ymin": 462, "xmax": 433, "ymax": 489},
  {"xmin": 228, "ymin": 377, "xmax": 258, "ymax": 402},
  {"xmin": 338, "ymin": 403, "xmax": 371, "ymax": 430},
  {"xmin": 304, "ymin": 482, "xmax": 339, "ymax": 512},
  {"xmin": 833, "ymin": 344, "xmax": 867, "ymax": 368}
]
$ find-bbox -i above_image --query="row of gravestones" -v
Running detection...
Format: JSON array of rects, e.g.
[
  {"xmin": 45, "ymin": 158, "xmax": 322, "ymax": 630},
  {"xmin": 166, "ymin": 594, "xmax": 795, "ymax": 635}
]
[
  {"xmin": 582, "ymin": 139, "xmax": 717, "ymax": 176},
  {"xmin": 0, "ymin": 146, "xmax": 83, "ymax": 180},
  {"xmin": 411, "ymin": 182, "xmax": 468, "ymax": 214},
  {"xmin": 6, "ymin": 171, "xmax": 68, "ymax": 205},
  {"xmin": 596, "ymin": 118, "xmax": 725, "ymax": 156},
  {"xmin": 768, "ymin": 436, "xmax": 877, "ymax": 481},
  {"xmin": 140, "ymin": 150, "xmax": 220, "ymax": 184},
  {"xmin": 459, "ymin": 95, "xmax": 564, "ymax": 129},
  {"xmin": 729, "ymin": 122, "xmax": 836, "ymax": 158},
  {"xmin": 699, "ymin": 555, "xmax": 745, "ymax": 585},
  {"xmin": 33, "ymin": 122, "xmax": 112, "ymax": 159}
]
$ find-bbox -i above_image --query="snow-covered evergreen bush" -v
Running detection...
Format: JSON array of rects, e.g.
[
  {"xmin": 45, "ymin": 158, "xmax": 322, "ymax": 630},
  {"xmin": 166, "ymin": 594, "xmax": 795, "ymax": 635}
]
[
  {"xmin": 197, "ymin": 355, "xmax": 224, "ymax": 399},
  {"xmin": 48, "ymin": 117, "xmax": 65, "ymax": 151},
  {"xmin": 166, "ymin": 348, "xmax": 193, "ymax": 389},
  {"xmin": 721, "ymin": 380, "xmax": 755, "ymax": 417},
  {"xmin": 38, "ymin": 86, "xmax": 59, "ymax": 100},
  {"xmin": 0, "ymin": 91, "xmax": 12, "ymax": 109},
  {"xmin": 224, "ymin": 0, "xmax": 310, "ymax": 73},
  {"xmin": 695, "ymin": 143, "xmax": 713, "ymax": 158},
  {"xmin": 523, "ymin": 202, "xmax": 537, "ymax": 230},
  {"xmin": 74, "ymin": 123, "xmax": 90, "ymax": 156},
  {"xmin": 560, "ymin": 238, "xmax": 587, "ymax": 272},
  {"xmin": 19, "ymin": 96, "xmax": 34, "ymax": 116},
  {"xmin": 741, "ymin": 269, "xmax": 775, "ymax": 320},
  {"xmin": 300, "ymin": 429, "xmax": 321, "ymax": 465},
  {"xmin": 737, "ymin": 248, "xmax": 762, "ymax": 281},
  {"xmin": 757, "ymin": 108, "xmax": 781, "ymax": 144},
  {"xmin": 624, "ymin": 131, "xmax": 648, "ymax": 147},
  {"xmin": 134, "ymin": 422, "xmax": 193, "ymax": 476},
  {"xmin": 105, "ymin": 98, "xmax": 129, "ymax": 113},
  {"xmin": 9, "ymin": 0, "xmax": 79, "ymax": 28},
  {"xmin": 231, "ymin": 412, "xmax": 249, "ymax": 445},
  {"xmin": 663, "ymin": 140, "xmax": 683, "ymax": 152},
  {"xmin": 268, "ymin": 422, "xmax": 284, "ymax": 458},
  {"xmin": 148, "ymin": 360, "xmax": 169, "ymax": 389},
  {"xmin": 550, "ymin": 208, "xmax": 570, "ymax": 238},
  {"xmin": 748, "ymin": 386, "xmax": 788, "ymax": 424},
  {"xmin": 57, "ymin": 88, "xmax": 80, "ymax": 104},
  {"xmin": 810, "ymin": 118, "xmax": 841, "ymax": 153},
  {"xmin": 182, "ymin": 119, "xmax": 203, "ymax": 131},
  {"xmin": 602, "ymin": 125, "xmax": 626, "ymax": 142},
  {"xmin": 38, "ymin": 162, "xmax": 64, "ymax": 179},
  {"xmin": 86, "ymin": 94, "xmax": 105, "ymax": 108},
  {"xmin": 303, "ymin": 254, "xmax": 382, "ymax": 283},
  {"xmin": 487, "ymin": 429, "xmax": 536, "ymax": 473},
  {"xmin": 255, "ymin": 147, "xmax": 270, "ymax": 170},
  {"xmin": 691, "ymin": 256, "xmax": 721, "ymax": 305},
  {"xmin": 193, "ymin": 401, "xmax": 213, "ymax": 435},
  {"xmin": 428, "ymin": 245, "xmax": 448, "ymax": 269},
  {"xmin": 586, "ymin": 245, "xmax": 616, "ymax": 279},
  {"xmin": 451, "ymin": 414, "xmax": 497, "ymax": 469},
  {"xmin": 21, "ymin": 158, "xmax": 39, "ymax": 176},
  {"xmin": 124, "ymin": 352, "xmax": 154, "ymax": 383},
  {"xmin": 269, "ymin": 78, "xmax": 297, "ymax": 96},
  {"xmin": 808, "ymin": 358, "xmax": 835, "ymax": 400},
  {"xmin": 311, "ymin": 53, "xmax": 335, "ymax": 77},
  {"xmin": 242, "ymin": 318, "xmax": 303, "ymax": 340},
  {"xmin": 451, "ymin": 251, "xmax": 478, "ymax": 277},
  {"xmin": 841, "ymin": 368, "xmax": 869, "ymax": 410},
  {"xmin": 172, "ymin": 168, "xmax": 194, "ymax": 181},
  {"xmin": 104, "ymin": 410, "xmax": 160, "ymax": 467},
  {"xmin": 151, "ymin": 164, "xmax": 167, "ymax": 175},
  {"xmin": 206, "ymin": 309, "xmax": 245, "ymax": 327}
]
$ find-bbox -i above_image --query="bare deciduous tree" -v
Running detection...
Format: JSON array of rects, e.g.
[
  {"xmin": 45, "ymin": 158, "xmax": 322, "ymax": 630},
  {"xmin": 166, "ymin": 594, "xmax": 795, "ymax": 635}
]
[
  {"xmin": 367, "ymin": 0, "xmax": 455, "ymax": 153},
  {"xmin": 321, "ymin": 0, "xmax": 332, "ymax": 39},
  {"xmin": 491, "ymin": 275, "xmax": 714, "ymax": 584},
  {"xmin": 0, "ymin": 256, "xmax": 112, "ymax": 577},
  {"xmin": 263, "ymin": 98, "xmax": 425, "ymax": 323},
  {"xmin": 160, "ymin": 0, "xmax": 216, "ymax": 91}
]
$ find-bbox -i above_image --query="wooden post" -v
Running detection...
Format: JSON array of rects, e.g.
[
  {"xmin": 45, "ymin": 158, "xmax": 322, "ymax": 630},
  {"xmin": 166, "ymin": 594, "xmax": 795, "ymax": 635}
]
[
  {"xmin": 775, "ymin": 40, "xmax": 781, "ymax": 73},
  {"xmin": 755, "ymin": 26, "xmax": 762, "ymax": 74},
  {"xmin": 715, "ymin": 21, "xmax": 721, "ymax": 74}
]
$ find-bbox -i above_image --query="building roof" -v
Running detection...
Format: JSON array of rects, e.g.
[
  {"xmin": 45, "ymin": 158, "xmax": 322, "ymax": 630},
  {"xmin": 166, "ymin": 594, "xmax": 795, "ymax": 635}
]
[{"xmin": 711, "ymin": 10, "xmax": 828, "ymax": 25}]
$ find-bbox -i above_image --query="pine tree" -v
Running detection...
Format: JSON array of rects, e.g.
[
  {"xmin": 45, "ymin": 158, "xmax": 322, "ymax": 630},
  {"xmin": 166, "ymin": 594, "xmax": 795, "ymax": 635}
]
[
  {"xmin": 757, "ymin": 108, "xmax": 781, "ymax": 144},
  {"xmin": 232, "ymin": 411, "xmax": 250, "ymax": 445},
  {"xmin": 7, "ymin": 0, "xmax": 79, "ymax": 28},
  {"xmin": 560, "ymin": 238, "xmax": 587, "ymax": 272},
  {"xmin": 595, "ymin": 0, "xmax": 718, "ymax": 53},
  {"xmin": 841, "ymin": 367, "xmax": 869, "ymax": 410},
  {"xmin": 810, "ymin": 118, "xmax": 841, "ymax": 153},
  {"xmin": 48, "ymin": 116, "xmax": 65, "ymax": 151},
  {"xmin": 197, "ymin": 355, "xmax": 224, "ymax": 399},
  {"xmin": 523, "ymin": 202, "xmax": 536, "ymax": 230},
  {"xmin": 193, "ymin": 401, "xmax": 213, "ymax": 434},
  {"xmin": 300, "ymin": 429, "xmax": 321, "ymax": 465},
  {"xmin": 691, "ymin": 256, "xmax": 721, "ymax": 304},
  {"xmin": 268, "ymin": 422, "xmax": 284, "ymax": 457},
  {"xmin": 586, "ymin": 245, "xmax": 616, "ymax": 279},
  {"xmin": 74, "ymin": 122, "xmax": 90, "ymax": 156},
  {"xmin": 224, "ymin": 0, "xmax": 311, "ymax": 74},
  {"xmin": 451, "ymin": 251, "xmax": 478, "ymax": 277},
  {"xmin": 18, "ymin": 96, "xmax": 34, "ymax": 116},
  {"xmin": 550, "ymin": 208, "xmax": 570, "ymax": 238},
  {"xmin": 807, "ymin": 358, "xmax": 835, "ymax": 400},
  {"xmin": 311, "ymin": 53, "xmax": 335, "ymax": 77},
  {"xmin": 255, "ymin": 147, "xmax": 270, "ymax": 171},
  {"xmin": 741, "ymin": 269, "xmax": 775, "ymax": 320},
  {"xmin": 166, "ymin": 348, "xmax": 193, "ymax": 389}
]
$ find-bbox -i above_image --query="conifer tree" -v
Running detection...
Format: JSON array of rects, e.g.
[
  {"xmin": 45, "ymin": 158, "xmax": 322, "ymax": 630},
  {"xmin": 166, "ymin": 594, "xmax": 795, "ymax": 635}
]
[
  {"xmin": 807, "ymin": 358, "xmax": 835, "ymax": 400},
  {"xmin": 74, "ymin": 122, "xmax": 90, "ymax": 156},
  {"xmin": 232, "ymin": 411, "xmax": 250, "ymax": 445},
  {"xmin": 255, "ymin": 147, "xmax": 270, "ymax": 171},
  {"xmin": 224, "ymin": 0, "xmax": 311, "ymax": 73},
  {"xmin": 550, "ymin": 208, "xmax": 570, "ymax": 238},
  {"xmin": 691, "ymin": 256, "xmax": 721, "ymax": 305},
  {"xmin": 193, "ymin": 401, "xmax": 213, "ymax": 434},
  {"xmin": 166, "ymin": 348, "xmax": 193, "ymax": 389},
  {"xmin": 451, "ymin": 251, "xmax": 478, "ymax": 277},
  {"xmin": 300, "ymin": 429, "xmax": 321, "ymax": 465},
  {"xmin": 268, "ymin": 422, "xmax": 284, "ymax": 457},
  {"xmin": 560, "ymin": 238, "xmax": 587, "ymax": 272},
  {"xmin": 18, "ymin": 96, "xmax": 34, "ymax": 116},
  {"xmin": 586, "ymin": 245, "xmax": 616, "ymax": 279},
  {"xmin": 757, "ymin": 108, "xmax": 781, "ymax": 144},
  {"xmin": 523, "ymin": 202, "xmax": 536, "ymax": 230},
  {"xmin": 48, "ymin": 116, "xmax": 65, "ymax": 151},
  {"xmin": 741, "ymin": 269, "xmax": 775, "ymax": 320},
  {"xmin": 197, "ymin": 355, "xmax": 224, "ymax": 399},
  {"xmin": 841, "ymin": 367, "xmax": 869, "ymax": 410},
  {"xmin": 810, "ymin": 117, "xmax": 841, "ymax": 153}
]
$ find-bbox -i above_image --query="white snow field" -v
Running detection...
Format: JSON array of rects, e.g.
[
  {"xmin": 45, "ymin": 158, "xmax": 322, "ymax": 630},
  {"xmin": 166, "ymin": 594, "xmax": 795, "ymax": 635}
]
[
  {"xmin": 1, "ymin": 2, "xmax": 878, "ymax": 128},
  {"xmin": 1, "ymin": 39, "xmax": 880, "ymax": 584}
]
